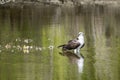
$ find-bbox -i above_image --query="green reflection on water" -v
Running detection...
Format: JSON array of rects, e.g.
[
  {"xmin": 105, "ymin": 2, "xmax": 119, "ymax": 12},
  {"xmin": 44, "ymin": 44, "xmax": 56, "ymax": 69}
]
[{"xmin": 0, "ymin": 5, "xmax": 120, "ymax": 80}]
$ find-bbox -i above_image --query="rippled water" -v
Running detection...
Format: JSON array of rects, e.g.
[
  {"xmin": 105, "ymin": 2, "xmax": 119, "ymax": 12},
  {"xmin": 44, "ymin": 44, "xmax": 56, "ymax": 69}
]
[{"xmin": 0, "ymin": 5, "xmax": 120, "ymax": 80}]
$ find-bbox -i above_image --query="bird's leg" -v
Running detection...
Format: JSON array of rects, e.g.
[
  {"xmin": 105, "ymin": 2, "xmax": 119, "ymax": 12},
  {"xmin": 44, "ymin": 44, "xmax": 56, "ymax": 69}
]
[
  {"xmin": 74, "ymin": 49, "xmax": 77, "ymax": 53},
  {"xmin": 74, "ymin": 48, "xmax": 80, "ymax": 56},
  {"xmin": 77, "ymin": 49, "xmax": 79, "ymax": 54},
  {"xmin": 76, "ymin": 48, "xmax": 81, "ymax": 56}
]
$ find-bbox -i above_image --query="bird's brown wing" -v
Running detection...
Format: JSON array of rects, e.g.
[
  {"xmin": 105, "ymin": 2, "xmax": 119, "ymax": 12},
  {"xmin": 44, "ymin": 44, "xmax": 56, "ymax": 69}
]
[{"xmin": 66, "ymin": 40, "xmax": 80, "ymax": 50}]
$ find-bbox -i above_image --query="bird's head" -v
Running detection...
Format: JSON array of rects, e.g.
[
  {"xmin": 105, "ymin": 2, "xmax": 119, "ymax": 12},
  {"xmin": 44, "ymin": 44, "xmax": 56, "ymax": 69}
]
[
  {"xmin": 78, "ymin": 32, "xmax": 84, "ymax": 37},
  {"xmin": 77, "ymin": 32, "xmax": 84, "ymax": 40}
]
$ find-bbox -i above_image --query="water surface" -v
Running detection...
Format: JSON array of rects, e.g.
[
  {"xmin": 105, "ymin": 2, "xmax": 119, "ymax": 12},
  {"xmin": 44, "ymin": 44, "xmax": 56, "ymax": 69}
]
[{"xmin": 0, "ymin": 5, "xmax": 120, "ymax": 80}]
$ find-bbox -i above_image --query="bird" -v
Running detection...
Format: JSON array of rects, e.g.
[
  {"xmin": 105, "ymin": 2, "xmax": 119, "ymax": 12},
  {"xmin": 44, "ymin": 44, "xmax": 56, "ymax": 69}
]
[{"xmin": 58, "ymin": 32, "xmax": 85, "ymax": 54}]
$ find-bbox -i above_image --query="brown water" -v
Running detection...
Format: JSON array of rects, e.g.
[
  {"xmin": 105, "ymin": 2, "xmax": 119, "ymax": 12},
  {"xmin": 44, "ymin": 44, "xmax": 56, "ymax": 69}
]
[{"xmin": 0, "ymin": 5, "xmax": 120, "ymax": 80}]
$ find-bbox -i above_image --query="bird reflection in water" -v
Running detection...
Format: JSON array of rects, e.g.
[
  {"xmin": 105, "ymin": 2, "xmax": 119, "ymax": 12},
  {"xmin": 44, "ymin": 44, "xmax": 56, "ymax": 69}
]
[{"xmin": 59, "ymin": 50, "xmax": 84, "ymax": 73}]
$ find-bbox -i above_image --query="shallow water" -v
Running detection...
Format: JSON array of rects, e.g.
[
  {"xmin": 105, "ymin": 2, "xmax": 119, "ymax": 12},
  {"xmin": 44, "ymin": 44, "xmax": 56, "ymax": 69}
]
[{"xmin": 0, "ymin": 5, "xmax": 120, "ymax": 80}]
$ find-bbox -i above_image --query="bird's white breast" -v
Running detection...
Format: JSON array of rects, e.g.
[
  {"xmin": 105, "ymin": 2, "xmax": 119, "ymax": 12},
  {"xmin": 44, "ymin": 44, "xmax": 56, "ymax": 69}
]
[{"xmin": 78, "ymin": 36, "xmax": 84, "ymax": 44}]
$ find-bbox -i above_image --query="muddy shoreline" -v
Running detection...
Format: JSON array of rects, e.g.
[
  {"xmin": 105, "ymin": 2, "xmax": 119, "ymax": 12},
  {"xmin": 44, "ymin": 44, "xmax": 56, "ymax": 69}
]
[{"xmin": 0, "ymin": 1, "xmax": 120, "ymax": 8}]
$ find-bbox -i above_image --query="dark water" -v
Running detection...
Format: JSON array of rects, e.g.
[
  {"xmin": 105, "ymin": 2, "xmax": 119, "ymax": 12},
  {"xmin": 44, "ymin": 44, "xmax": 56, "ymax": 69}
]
[{"xmin": 0, "ymin": 5, "xmax": 120, "ymax": 80}]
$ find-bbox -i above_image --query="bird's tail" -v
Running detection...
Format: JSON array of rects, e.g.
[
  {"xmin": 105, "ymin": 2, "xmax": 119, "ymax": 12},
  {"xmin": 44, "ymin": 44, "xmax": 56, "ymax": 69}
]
[{"xmin": 57, "ymin": 44, "xmax": 66, "ymax": 48}]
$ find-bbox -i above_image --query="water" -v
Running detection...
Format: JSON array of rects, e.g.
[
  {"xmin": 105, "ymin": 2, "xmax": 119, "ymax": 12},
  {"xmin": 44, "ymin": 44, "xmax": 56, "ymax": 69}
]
[{"xmin": 0, "ymin": 5, "xmax": 120, "ymax": 80}]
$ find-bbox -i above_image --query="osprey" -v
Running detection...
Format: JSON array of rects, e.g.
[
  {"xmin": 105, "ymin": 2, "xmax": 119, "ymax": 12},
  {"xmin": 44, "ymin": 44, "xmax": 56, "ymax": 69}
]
[{"xmin": 58, "ymin": 32, "xmax": 85, "ymax": 53}]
